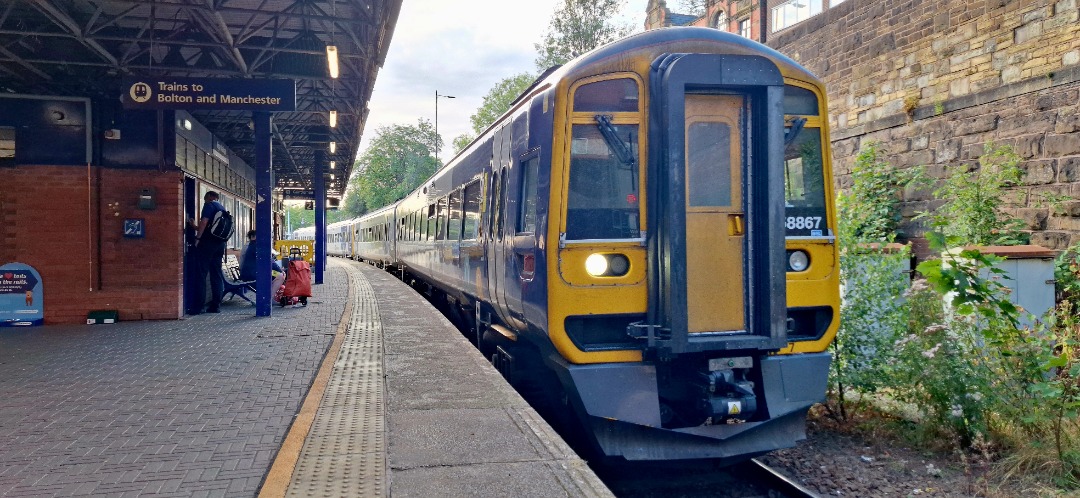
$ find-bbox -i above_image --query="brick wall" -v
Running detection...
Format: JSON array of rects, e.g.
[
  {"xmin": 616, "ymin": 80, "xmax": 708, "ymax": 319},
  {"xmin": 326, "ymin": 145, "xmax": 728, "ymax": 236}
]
[
  {"xmin": 0, "ymin": 165, "xmax": 184, "ymax": 323},
  {"xmin": 768, "ymin": 0, "xmax": 1080, "ymax": 251}
]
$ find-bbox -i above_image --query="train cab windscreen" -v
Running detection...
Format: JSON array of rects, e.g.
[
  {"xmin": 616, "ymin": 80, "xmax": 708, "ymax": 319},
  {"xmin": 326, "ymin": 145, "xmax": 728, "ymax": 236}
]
[
  {"xmin": 565, "ymin": 77, "xmax": 642, "ymax": 241},
  {"xmin": 783, "ymin": 85, "xmax": 828, "ymax": 238}
]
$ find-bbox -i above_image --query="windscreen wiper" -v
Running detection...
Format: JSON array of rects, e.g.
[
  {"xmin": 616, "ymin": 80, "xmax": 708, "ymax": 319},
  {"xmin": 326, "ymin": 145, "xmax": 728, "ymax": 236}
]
[
  {"xmin": 594, "ymin": 114, "xmax": 636, "ymax": 167},
  {"xmin": 784, "ymin": 117, "xmax": 807, "ymax": 146}
]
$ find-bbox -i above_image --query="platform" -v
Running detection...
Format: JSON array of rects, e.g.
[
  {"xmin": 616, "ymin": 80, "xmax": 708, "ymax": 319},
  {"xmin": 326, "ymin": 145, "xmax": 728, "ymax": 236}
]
[{"xmin": 0, "ymin": 258, "xmax": 610, "ymax": 497}]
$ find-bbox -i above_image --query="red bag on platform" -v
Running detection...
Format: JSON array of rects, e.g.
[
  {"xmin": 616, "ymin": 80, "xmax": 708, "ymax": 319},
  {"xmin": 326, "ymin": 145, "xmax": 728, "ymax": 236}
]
[{"xmin": 283, "ymin": 259, "xmax": 312, "ymax": 298}]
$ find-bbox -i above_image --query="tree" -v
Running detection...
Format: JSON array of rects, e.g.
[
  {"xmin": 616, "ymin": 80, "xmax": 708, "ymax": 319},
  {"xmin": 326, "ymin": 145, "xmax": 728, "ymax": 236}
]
[
  {"xmin": 452, "ymin": 72, "xmax": 536, "ymax": 155},
  {"xmin": 283, "ymin": 204, "xmax": 314, "ymax": 233},
  {"xmin": 349, "ymin": 119, "xmax": 439, "ymax": 211},
  {"xmin": 470, "ymin": 73, "xmax": 536, "ymax": 134},
  {"xmin": 676, "ymin": 0, "xmax": 709, "ymax": 16},
  {"xmin": 341, "ymin": 187, "xmax": 368, "ymax": 218},
  {"xmin": 451, "ymin": 134, "xmax": 474, "ymax": 155},
  {"xmin": 534, "ymin": 0, "xmax": 634, "ymax": 70}
]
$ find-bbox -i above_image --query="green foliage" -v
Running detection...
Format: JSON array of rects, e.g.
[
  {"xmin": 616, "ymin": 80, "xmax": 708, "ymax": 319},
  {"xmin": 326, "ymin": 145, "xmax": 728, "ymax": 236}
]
[
  {"xmin": 350, "ymin": 120, "xmax": 439, "ymax": 211},
  {"xmin": 451, "ymin": 134, "xmax": 474, "ymax": 155},
  {"xmin": 1056, "ymin": 241, "xmax": 1080, "ymax": 307},
  {"xmin": 836, "ymin": 141, "xmax": 925, "ymax": 244},
  {"xmin": 831, "ymin": 246, "xmax": 912, "ymax": 415},
  {"xmin": 921, "ymin": 143, "xmax": 1028, "ymax": 246},
  {"xmin": 342, "ymin": 186, "xmax": 368, "ymax": 218},
  {"xmin": 675, "ymin": 0, "xmax": 708, "ymax": 16},
  {"xmin": 283, "ymin": 204, "xmax": 314, "ymax": 232},
  {"xmin": 534, "ymin": 0, "xmax": 633, "ymax": 70},
  {"xmin": 469, "ymin": 73, "xmax": 535, "ymax": 135}
]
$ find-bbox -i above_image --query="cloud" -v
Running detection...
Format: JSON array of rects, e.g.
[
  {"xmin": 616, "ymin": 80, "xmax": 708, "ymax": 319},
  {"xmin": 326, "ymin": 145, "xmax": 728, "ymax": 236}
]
[{"xmin": 358, "ymin": 0, "xmax": 648, "ymax": 158}]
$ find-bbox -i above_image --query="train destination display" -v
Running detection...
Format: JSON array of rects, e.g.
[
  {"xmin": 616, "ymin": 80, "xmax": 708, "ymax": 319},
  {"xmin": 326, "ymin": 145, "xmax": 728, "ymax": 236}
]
[{"xmin": 121, "ymin": 77, "xmax": 295, "ymax": 111}]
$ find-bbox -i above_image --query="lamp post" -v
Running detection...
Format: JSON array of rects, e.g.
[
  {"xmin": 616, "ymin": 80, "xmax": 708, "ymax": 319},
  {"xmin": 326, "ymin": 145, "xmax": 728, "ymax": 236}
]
[{"xmin": 435, "ymin": 91, "xmax": 455, "ymax": 161}]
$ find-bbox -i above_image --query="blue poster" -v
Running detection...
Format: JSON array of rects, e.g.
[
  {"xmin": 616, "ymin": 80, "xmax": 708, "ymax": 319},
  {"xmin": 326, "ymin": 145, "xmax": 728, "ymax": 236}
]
[{"xmin": 0, "ymin": 262, "xmax": 43, "ymax": 327}]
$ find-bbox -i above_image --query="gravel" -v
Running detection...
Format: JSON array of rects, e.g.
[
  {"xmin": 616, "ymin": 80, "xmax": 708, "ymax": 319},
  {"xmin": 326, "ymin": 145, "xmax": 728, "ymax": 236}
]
[{"xmin": 758, "ymin": 408, "xmax": 1032, "ymax": 498}]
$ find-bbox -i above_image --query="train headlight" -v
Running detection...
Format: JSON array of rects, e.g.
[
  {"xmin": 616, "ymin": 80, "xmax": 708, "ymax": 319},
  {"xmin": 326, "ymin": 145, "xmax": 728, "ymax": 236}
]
[
  {"xmin": 585, "ymin": 253, "xmax": 630, "ymax": 277},
  {"xmin": 787, "ymin": 250, "xmax": 810, "ymax": 272}
]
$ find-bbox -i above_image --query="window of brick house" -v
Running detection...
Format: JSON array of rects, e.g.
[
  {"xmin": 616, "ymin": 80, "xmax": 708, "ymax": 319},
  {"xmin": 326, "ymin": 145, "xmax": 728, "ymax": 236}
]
[{"xmin": 0, "ymin": 127, "xmax": 13, "ymax": 164}]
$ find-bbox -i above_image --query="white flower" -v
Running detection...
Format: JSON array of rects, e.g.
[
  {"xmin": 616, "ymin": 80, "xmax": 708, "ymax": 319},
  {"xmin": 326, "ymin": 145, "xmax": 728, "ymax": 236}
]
[
  {"xmin": 950, "ymin": 405, "xmax": 963, "ymax": 417},
  {"xmin": 966, "ymin": 392, "xmax": 983, "ymax": 402}
]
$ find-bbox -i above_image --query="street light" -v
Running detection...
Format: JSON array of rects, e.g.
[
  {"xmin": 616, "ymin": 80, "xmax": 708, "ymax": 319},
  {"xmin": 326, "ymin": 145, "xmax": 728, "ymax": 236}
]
[{"xmin": 435, "ymin": 91, "xmax": 455, "ymax": 161}]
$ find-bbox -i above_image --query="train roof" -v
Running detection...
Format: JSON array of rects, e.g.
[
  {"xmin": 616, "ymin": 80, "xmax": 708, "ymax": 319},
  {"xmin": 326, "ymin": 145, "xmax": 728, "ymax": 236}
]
[{"xmin": 553, "ymin": 26, "xmax": 819, "ymax": 85}]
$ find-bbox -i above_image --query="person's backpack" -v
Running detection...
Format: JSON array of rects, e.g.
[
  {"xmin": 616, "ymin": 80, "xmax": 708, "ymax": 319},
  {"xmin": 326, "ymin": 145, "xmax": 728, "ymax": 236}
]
[{"xmin": 207, "ymin": 209, "xmax": 235, "ymax": 241}]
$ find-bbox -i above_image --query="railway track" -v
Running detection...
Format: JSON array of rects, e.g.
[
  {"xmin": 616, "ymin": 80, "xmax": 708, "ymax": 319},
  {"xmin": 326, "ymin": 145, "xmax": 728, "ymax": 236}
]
[
  {"xmin": 746, "ymin": 458, "xmax": 819, "ymax": 498},
  {"xmin": 590, "ymin": 456, "xmax": 819, "ymax": 498}
]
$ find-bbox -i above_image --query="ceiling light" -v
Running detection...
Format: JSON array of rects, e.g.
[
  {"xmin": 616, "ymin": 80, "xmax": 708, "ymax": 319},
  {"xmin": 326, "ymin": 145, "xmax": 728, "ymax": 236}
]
[
  {"xmin": 326, "ymin": 45, "xmax": 339, "ymax": 78},
  {"xmin": 329, "ymin": 141, "xmax": 337, "ymax": 153},
  {"xmin": 330, "ymin": 161, "xmax": 336, "ymax": 169},
  {"xmin": 329, "ymin": 110, "xmax": 337, "ymax": 127}
]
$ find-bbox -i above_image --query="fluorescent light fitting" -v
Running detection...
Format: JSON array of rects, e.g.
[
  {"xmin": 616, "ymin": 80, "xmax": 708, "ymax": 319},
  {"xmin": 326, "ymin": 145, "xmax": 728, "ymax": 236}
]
[
  {"xmin": 330, "ymin": 161, "xmax": 336, "ymax": 169},
  {"xmin": 329, "ymin": 141, "xmax": 337, "ymax": 153},
  {"xmin": 329, "ymin": 110, "xmax": 337, "ymax": 127},
  {"xmin": 326, "ymin": 45, "xmax": 339, "ymax": 78}
]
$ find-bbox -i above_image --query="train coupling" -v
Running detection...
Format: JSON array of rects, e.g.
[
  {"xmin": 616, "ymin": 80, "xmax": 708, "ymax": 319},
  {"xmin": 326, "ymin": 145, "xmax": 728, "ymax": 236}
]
[{"xmin": 696, "ymin": 368, "xmax": 757, "ymax": 422}]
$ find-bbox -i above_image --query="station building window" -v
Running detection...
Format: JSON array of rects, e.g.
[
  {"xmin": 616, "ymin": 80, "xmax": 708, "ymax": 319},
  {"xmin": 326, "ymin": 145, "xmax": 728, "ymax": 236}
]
[
  {"xmin": 772, "ymin": 0, "xmax": 823, "ymax": 32},
  {"xmin": 713, "ymin": 10, "xmax": 727, "ymax": 31},
  {"xmin": 739, "ymin": 18, "xmax": 752, "ymax": 38},
  {"xmin": 0, "ymin": 127, "xmax": 13, "ymax": 165}
]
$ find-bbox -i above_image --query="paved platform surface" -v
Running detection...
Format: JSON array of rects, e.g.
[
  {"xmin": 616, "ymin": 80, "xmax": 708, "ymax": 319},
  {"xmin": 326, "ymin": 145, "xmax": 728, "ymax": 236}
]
[{"xmin": 0, "ymin": 258, "xmax": 610, "ymax": 497}]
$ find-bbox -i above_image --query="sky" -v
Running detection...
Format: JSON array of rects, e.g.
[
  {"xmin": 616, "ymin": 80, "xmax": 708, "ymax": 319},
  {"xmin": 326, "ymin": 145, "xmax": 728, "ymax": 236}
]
[{"xmin": 356, "ymin": 0, "xmax": 650, "ymax": 163}]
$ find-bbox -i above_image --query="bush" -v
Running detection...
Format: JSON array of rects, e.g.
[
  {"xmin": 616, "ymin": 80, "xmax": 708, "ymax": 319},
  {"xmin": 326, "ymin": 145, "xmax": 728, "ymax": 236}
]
[{"xmin": 921, "ymin": 143, "xmax": 1027, "ymax": 246}]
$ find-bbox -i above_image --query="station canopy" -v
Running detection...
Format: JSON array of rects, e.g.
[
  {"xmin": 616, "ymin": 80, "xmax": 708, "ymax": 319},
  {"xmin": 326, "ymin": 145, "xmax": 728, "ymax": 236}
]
[{"xmin": 0, "ymin": 0, "xmax": 403, "ymax": 196}]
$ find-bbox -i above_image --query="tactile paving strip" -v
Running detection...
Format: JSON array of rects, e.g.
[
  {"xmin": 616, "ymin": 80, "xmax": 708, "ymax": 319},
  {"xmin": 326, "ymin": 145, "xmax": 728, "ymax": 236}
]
[{"xmin": 287, "ymin": 263, "xmax": 386, "ymax": 498}]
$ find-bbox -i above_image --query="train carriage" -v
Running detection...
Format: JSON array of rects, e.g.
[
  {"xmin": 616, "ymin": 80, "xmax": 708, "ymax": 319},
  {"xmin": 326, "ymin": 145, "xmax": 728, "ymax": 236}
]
[
  {"xmin": 348, "ymin": 26, "xmax": 840, "ymax": 462},
  {"xmin": 353, "ymin": 205, "xmax": 395, "ymax": 267}
]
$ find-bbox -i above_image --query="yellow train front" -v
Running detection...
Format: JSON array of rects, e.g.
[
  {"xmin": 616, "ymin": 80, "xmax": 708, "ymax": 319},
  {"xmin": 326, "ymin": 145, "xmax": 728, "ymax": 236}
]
[{"xmin": 374, "ymin": 27, "xmax": 840, "ymax": 462}]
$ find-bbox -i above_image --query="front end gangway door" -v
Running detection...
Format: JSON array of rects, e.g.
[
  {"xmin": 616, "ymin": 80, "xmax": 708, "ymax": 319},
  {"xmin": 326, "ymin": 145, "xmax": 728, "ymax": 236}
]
[{"xmin": 638, "ymin": 53, "xmax": 788, "ymax": 356}]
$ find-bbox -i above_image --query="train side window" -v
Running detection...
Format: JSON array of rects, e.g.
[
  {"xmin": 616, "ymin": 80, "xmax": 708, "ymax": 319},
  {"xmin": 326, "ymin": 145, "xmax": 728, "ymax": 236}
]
[
  {"xmin": 426, "ymin": 204, "xmax": 436, "ymax": 240},
  {"xmin": 574, "ymin": 78, "xmax": 638, "ymax": 113},
  {"xmin": 448, "ymin": 190, "xmax": 463, "ymax": 241},
  {"xmin": 463, "ymin": 181, "xmax": 481, "ymax": 240},
  {"xmin": 488, "ymin": 171, "xmax": 500, "ymax": 241},
  {"xmin": 519, "ymin": 156, "xmax": 539, "ymax": 233},
  {"xmin": 497, "ymin": 171, "xmax": 509, "ymax": 238},
  {"xmin": 436, "ymin": 197, "xmax": 448, "ymax": 240}
]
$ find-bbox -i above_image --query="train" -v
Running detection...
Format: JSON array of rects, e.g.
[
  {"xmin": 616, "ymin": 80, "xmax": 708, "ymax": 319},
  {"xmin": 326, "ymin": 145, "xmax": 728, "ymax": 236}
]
[{"xmin": 293, "ymin": 26, "xmax": 840, "ymax": 462}]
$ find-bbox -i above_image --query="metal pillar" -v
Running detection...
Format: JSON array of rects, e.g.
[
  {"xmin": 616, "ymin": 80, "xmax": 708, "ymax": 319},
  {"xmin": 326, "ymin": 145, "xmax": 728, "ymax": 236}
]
[
  {"xmin": 254, "ymin": 111, "xmax": 273, "ymax": 317},
  {"xmin": 314, "ymin": 149, "xmax": 326, "ymax": 284}
]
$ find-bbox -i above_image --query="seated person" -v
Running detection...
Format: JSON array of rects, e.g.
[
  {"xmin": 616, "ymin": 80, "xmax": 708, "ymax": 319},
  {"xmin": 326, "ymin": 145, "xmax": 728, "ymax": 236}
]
[
  {"xmin": 239, "ymin": 230, "xmax": 283, "ymax": 282},
  {"xmin": 239, "ymin": 230, "xmax": 258, "ymax": 281}
]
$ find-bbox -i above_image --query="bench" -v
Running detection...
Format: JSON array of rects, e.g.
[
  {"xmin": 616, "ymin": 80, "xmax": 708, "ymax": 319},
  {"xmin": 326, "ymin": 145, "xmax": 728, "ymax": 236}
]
[{"xmin": 222, "ymin": 254, "xmax": 256, "ymax": 304}]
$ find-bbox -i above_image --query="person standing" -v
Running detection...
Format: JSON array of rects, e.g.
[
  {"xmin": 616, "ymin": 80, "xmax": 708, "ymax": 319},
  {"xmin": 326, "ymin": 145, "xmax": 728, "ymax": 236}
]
[{"xmin": 193, "ymin": 191, "xmax": 227, "ymax": 313}]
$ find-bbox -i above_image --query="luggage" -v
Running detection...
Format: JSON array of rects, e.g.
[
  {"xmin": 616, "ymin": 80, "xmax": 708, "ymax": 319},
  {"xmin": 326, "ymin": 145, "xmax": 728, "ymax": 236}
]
[
  {"xmin": 280, "ymin": 254, "xmax": 312, "ymax": 307},
  {"xmin": 207, "ymin": 209, "xmax": 235, "ymax": 241}
]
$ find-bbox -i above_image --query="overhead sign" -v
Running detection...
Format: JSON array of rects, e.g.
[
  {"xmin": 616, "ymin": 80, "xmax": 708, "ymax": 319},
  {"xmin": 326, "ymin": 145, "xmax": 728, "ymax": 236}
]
[
  {"xmin": 121, "ymin": 77, "xmax": 295, "ymax": 111},
  {"xmin": 282, "ymin": 190, "xmax": 316, "ymax": 200},
  {"xmin": 0, "ymin": 262, "xmax": 43, "ymax": 327}
]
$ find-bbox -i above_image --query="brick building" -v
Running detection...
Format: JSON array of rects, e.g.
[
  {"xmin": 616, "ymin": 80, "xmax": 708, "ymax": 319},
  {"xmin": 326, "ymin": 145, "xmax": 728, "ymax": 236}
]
[{"xmin": 648, "ymin": 0, "xmax": 1080, "ymax": 252}]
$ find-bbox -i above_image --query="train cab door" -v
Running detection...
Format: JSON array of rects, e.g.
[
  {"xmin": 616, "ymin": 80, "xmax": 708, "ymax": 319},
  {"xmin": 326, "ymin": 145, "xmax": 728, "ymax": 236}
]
[
  {"xmin": 646, "ymin": 53, "xmax": 788, "ymax": 354},
  {"xmin": 683, "ymin": 94, "xmax": 746, "ymax": 334}
]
